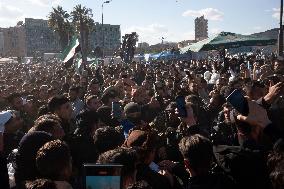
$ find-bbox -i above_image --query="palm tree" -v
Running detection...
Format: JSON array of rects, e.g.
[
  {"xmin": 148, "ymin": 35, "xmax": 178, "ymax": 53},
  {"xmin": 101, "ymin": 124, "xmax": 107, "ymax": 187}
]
[
  {"xmin": 71, "ymin": 4, "xmax": 94, "ymax": 66},
  {"xmin": 48, "ymin": 6, "xmax": 72, "ymax": 49},
  {"xmin": 120, "ymin": 32, "xmax": 139, "ymax": 63}
]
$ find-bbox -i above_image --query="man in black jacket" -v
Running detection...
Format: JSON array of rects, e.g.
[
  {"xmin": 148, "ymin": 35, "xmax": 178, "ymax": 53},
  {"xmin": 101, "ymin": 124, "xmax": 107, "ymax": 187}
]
[
  {"xmin": 214, "ymin": 98, "xmax": 284, "ymax": 189},
  {"xmin": 48, "ymin": 96, "xmax": 73, "ymax": 136},
  {"xmin": 179, "ymin": 134, "xmax": 236, "ymax": 189}
]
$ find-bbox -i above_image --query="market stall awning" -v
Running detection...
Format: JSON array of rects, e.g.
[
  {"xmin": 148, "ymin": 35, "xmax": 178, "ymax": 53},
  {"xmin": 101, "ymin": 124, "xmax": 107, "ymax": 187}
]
[{"xmin": 180, "ymin": 32, "xmax": 277, "ymax": 53}]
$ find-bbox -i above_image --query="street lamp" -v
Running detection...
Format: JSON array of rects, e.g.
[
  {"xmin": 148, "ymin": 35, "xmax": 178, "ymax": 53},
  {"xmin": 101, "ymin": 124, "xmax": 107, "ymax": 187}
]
[
  {"xmin": 102, "ymin": 0, "xmax": 111, "ymax": 58},
  {"xmin": 279, "ymin": 0, "xmax": 283, "ymax": 56},
  {"xmin": 161, "ymin": 37, "xmax": 165, "ymax": 44}
]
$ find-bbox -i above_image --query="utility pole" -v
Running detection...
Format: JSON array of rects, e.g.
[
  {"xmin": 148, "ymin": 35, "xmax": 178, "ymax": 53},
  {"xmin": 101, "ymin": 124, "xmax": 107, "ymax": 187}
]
[
  {"xmin": 279, "ymin": 0, "xmax": 283, "ymax": 56},
  {"xmin": 102, "ymin": 0, "xmax": 111, "ymax": 58}
]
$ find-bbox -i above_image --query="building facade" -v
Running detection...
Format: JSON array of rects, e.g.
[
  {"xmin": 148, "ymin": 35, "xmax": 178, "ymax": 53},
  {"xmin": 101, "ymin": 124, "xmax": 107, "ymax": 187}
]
[
  {"xmin": 195, "ymin": 16, "xmax": 208, "ymax": 41},
  {"xmin": 0, "ymin": 26, "xmax": 26, "ymax": 57},
  {"xmin": 0, "ymin": 32, "xmax": 4, "ymax": 56},
  {"xmin": 25, "ymin": 18, "xmax": 61, "ymax": 56},
  {"xmin": 91, "ymin": 22, "xmax": 121, "ymax": 56}
]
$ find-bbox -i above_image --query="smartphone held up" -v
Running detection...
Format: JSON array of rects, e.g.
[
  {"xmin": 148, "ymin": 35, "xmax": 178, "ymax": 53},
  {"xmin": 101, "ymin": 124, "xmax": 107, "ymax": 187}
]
[
  {"xmin": 226, "ymin": 89, "xmax": 249, "ymax": 116},
  {"xmin": 112, "ymin": 102, "xmax": 123, "ymax": 120},
  {"xmin": 175, "ymin": 95, "xmax": 187, "ymax": 117}
]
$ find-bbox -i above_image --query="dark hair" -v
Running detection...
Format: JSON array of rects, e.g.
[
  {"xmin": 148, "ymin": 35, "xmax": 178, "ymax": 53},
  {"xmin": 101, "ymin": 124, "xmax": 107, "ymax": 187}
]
[
  {"xmin": 7, "ymin": 92, "xmax": 21, "ymax": 104},
  {"xmin": 48, "ymin": 95, "xmax": 69, "ymax": 113},
  {"xmin": 97, "ymin": 147, "xmax": 137, "ymax": 178},
  {"xmin": 124, "ymin": 130, "xmax": 159, "ymax": 162},
  {"xmin": 179, "ymin": 134, "xmax": 213, "ymax": 172},
  {"xmin": 32, "ymin": 114, "xmax": 61, "ymax": 134},
  {"xmin": 75, "ymin": 110, "xmax": 99, "ymax": 135},
  {"xmin": 90, "ymin": 78, "xmax": 100, "ymax": 84},
  {"xmin": 85, "ymin": 95, "xmax": 99, "ymax": 105},
  {"xmin": 101, "ymin": 90, "xmax": 117, "ymax": 105},
  {"xmin": 38, "ymin": 105, "xmax": 49, "ymax": 117},
  {"xmin": 93, "ymin": 126, "xmax": 125, "ymax": 154},
  {"xmin": 15, "ymin": 132, "xmax": 53, "ymax": 187},
  {"xmin": 228, "ymin": 80, "xmax": 240, "ymax": 89},
  {"xmin": 36, "ymin": 140, "xmax": 71, "ymax": 180},
  {"xmin": 61, "ymin": 83, "xmax": 70, "ymax": 93},
  {"xmin": 24, "ymin": 179, "xmax": 57, "ymax": 189},
  {"xmin": 69, "ymin": 86, "xmax": 80, "ymax": 93},
  {"xmin": 222, "ymin": 102, "xmax": 231, "ymax": 108},
  {"xmin": 88, "ymin": 80, "xmax": 100, "ymax": 88}
]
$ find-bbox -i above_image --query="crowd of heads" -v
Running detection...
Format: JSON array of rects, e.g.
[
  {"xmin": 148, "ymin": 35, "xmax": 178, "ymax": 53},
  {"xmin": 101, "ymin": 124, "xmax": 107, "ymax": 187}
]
[{"xmin": 0, "ymin": 51, "xmax": 283, "ymax": 189}]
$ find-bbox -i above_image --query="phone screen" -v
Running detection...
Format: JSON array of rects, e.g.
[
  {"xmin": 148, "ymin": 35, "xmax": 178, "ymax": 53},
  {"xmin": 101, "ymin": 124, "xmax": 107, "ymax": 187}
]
[
  {"xmin": 149, "ymin": 162, "xmax": 160, "ymax": 172},
  {"xmin": 121, "ymin": 119, "xmax": 135, "ymax": 138},
  {"xmin": 175, "ymin": 96, "xmax": 187, "ymax": 117},
  {"xmin": 112, "ymin": 102, "xmax": 122, "ymax": 119},
  {"xmin": 83, "ymin": 164, "xmax": 123, "ymax": 189},
  {"xmin": 226, "ymin": 89, "xmax": 249, "ymax": 116}
]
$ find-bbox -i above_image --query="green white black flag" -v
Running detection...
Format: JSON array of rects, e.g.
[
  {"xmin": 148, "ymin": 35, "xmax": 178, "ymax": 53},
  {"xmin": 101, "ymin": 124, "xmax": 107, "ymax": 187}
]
[{"xmin": 61, "ymin": 36, "xmax": 81, "ymax": 68}]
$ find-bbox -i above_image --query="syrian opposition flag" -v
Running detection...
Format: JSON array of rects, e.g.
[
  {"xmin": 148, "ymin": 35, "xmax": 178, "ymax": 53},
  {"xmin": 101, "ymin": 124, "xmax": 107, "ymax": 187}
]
[{"xmin": 61, "ymin": 36, "xmax": 81, "ymax": 68}]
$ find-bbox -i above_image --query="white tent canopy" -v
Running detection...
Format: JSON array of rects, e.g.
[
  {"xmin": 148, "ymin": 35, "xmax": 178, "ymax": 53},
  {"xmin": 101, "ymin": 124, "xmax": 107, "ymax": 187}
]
[{"xmin": 0, "ymin": 58, "xmax": 16, "ymax": 64}]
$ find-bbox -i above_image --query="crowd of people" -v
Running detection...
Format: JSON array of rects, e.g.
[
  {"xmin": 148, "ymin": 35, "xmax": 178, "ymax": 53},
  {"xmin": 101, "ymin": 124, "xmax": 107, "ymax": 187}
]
[{"xmin": 0, "ymin": 51, "xmax": 283, "ymax": 189}]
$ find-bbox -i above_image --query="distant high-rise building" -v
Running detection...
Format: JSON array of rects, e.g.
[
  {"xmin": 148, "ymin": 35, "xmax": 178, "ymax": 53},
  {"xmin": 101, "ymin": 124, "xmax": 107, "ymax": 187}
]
[
  {"xmin": 0, "ymin": 26, "xmax": 26, "ymax": 57},
  {"xmin": 91, "ymin": 22, "xmax": 121, "ymax": 56},
  {"xmin": 195, "ymin": 15, "xmax": 208, "ymax": 41},
  {"xmin": 25, "ymin": 18, "xmax": 61, "ymax": 56},
  {"xmin": 0, "ymin": 32, "xmax": 4, "ymax": 56}
]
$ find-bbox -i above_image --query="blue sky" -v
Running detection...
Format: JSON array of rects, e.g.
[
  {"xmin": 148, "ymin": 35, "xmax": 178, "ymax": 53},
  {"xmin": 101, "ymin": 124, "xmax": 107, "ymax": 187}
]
[{"xmin": 0, "ymin": 0, "xmax": 280, "ymax": 45}]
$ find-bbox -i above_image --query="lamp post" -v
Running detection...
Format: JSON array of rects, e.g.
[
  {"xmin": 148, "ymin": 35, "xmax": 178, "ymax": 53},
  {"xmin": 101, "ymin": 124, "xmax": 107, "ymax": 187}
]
[
  {"xmin": 102, "ymin": 0, "xmax": 111, "ymax": 58},
  {"xmin": 279, "ymin": 0, "xmax": 283, "ymax": 56},
  {"xmin": 161, "ymin": 37, "xmax": 165, "ymax": 44}
]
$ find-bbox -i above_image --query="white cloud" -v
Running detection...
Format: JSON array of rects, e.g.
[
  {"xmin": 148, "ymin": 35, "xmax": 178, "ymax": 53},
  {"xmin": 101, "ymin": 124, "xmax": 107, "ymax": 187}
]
[
  {"xmin": 272, "ymin": 8, "xmax": 282, "ymax": 20},
  {"xmin": 271, "ymin": 8, "xmax": 284, "ymax": 20},
  {"xmin": 180, "ymin": 31, "xmax": 195, "ymax": 40},
  {"xmin": 0, "ymin": 3, "xmax": 23, "ymax": 19},
  {"xmin": 122, "ymin": 24, "xmax": 195, "ymax": 45},
  {"xmin": 0, "ymin": 3, "xmax": 24, "ymax": 26},
  {"xmin": 122, "ymin": 24, "xmax": 169, "ymax": 45},
  {"xmin": 0, "ymin": 1, "xmax": 55, "ymax": 27},
  {"xmin": 182, "ymin": 8, "xmax": 224, "ymax": 21},
  {"xmin": 28, "ymin": 0, "xmax": 62, "ymax": 7},
  {"xmin": 167, "ymin": 31, "xmax": 195, "ymax": 42}
]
